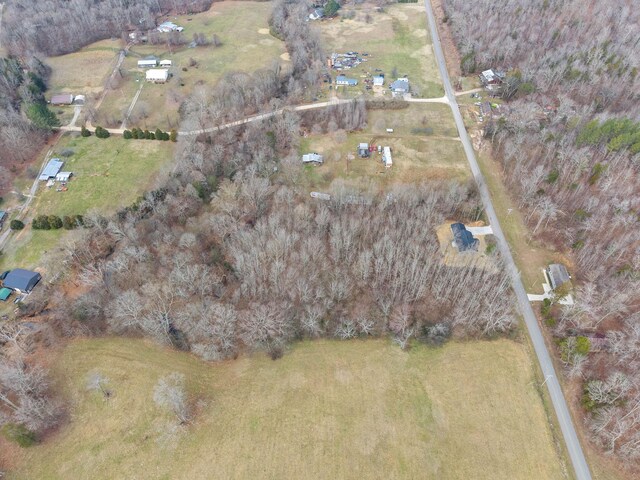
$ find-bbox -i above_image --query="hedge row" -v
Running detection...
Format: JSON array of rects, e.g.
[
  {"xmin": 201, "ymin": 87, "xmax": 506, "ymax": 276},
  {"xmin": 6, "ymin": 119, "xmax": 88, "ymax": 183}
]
[
  {"xmin": 32, "ymin": 214, "xmax": 84, "ymax": 230},
  {"xmin": 123, "ymin": 127, "xmax": 177, "ymax": 142}
]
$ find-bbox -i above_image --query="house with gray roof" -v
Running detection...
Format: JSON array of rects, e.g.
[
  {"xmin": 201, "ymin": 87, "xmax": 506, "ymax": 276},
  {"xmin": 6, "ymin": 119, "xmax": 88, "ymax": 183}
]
[{"xmin": 547, "ymin": 264, "xmax": 571, "ymax": 290}]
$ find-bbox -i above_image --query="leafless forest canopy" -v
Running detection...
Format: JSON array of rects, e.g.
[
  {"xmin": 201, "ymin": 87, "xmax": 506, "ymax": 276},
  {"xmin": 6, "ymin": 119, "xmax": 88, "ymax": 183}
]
[
  {"xmin": 443, "ymin": 0, "xmax": 640, "ymax": 465},
  {"xmin": 0, "ymin": 0, "xmax": 521, "ymax": 441},
  {"xmin": 1, "ymin": 0, "xmax": 215, "ymax": 56}
]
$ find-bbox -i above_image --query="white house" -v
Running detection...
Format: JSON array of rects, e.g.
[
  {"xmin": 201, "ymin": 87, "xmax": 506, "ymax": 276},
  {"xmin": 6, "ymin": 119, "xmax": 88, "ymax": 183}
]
[
  {"xmin": 146, "ymin": 69, "xmax": 169, "ymax": 83},
  {"xmin": 138, "ymin": 58, "xmax": 158, "ymax": 68},
  {"xmin": 159, "ymin": 59, "xmax": 172, "ymax": 67},
  {"xmin": 157, "ymin": 21, "xmax": 183, "ymax": 33},
  {"xmin": 55, "ymin": 172, "xmax": 73, "ymax": 182},
  {"xmin": 336, "ymin": 75, "xmax": 358, "ymax": 86},
  {"xmin": 383, "ymin": 147, "xmax": 393, "ymax": 168},
  {"xmin": 302, "ymin": 153, "xmax": 324, "ymax": 164}
]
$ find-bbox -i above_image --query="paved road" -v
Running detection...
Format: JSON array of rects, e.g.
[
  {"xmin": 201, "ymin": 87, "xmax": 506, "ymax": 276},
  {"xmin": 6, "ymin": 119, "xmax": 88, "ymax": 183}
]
[{"xmin": 422, "ymin": 1, "xmax": 592, "ymax": 479}]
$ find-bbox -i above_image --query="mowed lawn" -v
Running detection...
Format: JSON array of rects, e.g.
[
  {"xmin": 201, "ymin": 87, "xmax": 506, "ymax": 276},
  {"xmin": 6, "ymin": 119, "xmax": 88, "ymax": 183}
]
[
  {"xmin": 8, "ymin": 338, "xmax": 567, "ymax": 479},
  {"xmin": 321, "ymin": 4, "xmax": 443, "ymax": 98},
  {"xmin": 34, "ymin": 134, "xmax": 175, "ymax": 217},
  {"xmin": 98, "ymin": 1, "xmax": 286, "ymax": 129}
]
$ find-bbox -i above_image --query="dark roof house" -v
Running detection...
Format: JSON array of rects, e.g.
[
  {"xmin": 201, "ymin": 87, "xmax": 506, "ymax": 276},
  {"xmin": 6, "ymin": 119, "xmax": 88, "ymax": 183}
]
[
  {"xmin": 451, "ymin": 223, "xmax": 479, "ymax": 252},
  {"xmin": 547, "ymin": 264, "xmax": 570, "ymax": 290},
  {"xmin": 2, "ymin": 269, "xmax": 41, "ymax": 293},
  {"xmin": 50, "ymin": 94, "xmax": 74, "ymax": 105}
]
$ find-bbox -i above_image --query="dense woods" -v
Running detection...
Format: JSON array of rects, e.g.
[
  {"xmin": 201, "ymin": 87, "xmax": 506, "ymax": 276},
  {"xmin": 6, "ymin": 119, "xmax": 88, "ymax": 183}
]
[
  {"xmin": 443, "ymin": 0, "xmax": 640, "ymax": 466},
  {"xmin": 1, "ymin": 0, "xmax": 214, "ymax": 56},
  {"xmin": 0, "ymin": 57, "xmax": 55, "ymax": 195}
]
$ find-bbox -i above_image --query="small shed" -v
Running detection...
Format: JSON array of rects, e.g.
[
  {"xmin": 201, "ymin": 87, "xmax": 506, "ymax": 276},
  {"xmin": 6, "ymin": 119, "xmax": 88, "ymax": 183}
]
[
  {"xmin": 56, "ymin": 172, "xmax": 73, "ymax": 182},
  {"xmin": 373, "ymin": 75, "xmax": 385, "ymax": 86},
  {"xmin": 382, "ymin": 146, "xmax": 393, "ymax": 168},
  {"xmin": 2, "ymin": 269, "xmax": 41, "ymax": 293},
  {"xmin": 302, "ymin": 153, "xmax": 323, "ymax": 164},
  {"xmin": 358, "ymin": 143, "xmax": 370, "ymax": 157},
  {"xmin": 50, "ymin": 94, "xmax": 74, "ymax": 106},
  {"xmin": 73, "ymin": 95, "xmax": 86, "ymax": 105},
  {"xmin": 146, "ymin": 69, "xmax": 169, "ymax": 83},
  {"xmin": 336, "ymin": 75, "xmax": 358, "ymax": 86},
  {"xmin": 547, "ymin": 264, "xmax": 570, "ymax": 290},
  {"xmin": 159, "ymin": 59, "xmax": 172, "ymax": 67},
  {"xmin": 451, "ymin": 222, "xmax": 479, "ymax": 252},
  {"xmin": 0, "ymin": 288, "xmax": 11, "ymax": 302},
  {"xmin": 39, "ymin": 158, "xmax": 64, "ymax": 181}
]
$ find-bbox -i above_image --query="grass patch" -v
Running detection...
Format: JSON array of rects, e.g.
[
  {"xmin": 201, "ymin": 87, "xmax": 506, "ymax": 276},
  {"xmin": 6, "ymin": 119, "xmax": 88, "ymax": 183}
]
[
  {"xmin": 321, "ymin": 4, "xmax": 443, "ymax": 98},
  {"xmin": 33, "ymin": 134, "xmax": 175, "ymax": 218},
  {"xmin": 7, "ymin": 337, "xmax": 566, "ymax": 479},
  {"xmin": 46, "ymin": 39, "xmax": 122, "ymax": 94}
]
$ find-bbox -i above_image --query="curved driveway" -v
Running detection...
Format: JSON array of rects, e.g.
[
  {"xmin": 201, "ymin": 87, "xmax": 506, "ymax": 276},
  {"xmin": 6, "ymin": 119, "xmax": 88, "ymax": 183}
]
[{"xmin": 422, "ymin": 1, "xmax": 592, "ymax": 478}]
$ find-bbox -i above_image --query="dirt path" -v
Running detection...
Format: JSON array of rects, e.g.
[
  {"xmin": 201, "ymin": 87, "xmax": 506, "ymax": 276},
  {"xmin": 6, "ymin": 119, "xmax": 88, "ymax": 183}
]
[{"xmin": 120, "ymin": 83, "xmax": 143, "ymax": 130}]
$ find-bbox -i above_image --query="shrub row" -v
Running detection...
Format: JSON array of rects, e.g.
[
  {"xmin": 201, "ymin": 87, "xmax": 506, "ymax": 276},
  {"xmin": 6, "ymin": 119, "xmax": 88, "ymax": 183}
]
[
  {"xmin": 32, "ymin": 214, "xmax": 84, "ymax": 230},
  {"xmin": 123, "ymin": 127, "xmax": 177, "ymax": 142}
]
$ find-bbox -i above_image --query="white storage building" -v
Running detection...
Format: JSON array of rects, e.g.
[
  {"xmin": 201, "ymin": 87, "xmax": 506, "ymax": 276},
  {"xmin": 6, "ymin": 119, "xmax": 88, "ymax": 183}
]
[{"xmin": 146, "ymin": 69, "xmax": 169, "ymax": 83}]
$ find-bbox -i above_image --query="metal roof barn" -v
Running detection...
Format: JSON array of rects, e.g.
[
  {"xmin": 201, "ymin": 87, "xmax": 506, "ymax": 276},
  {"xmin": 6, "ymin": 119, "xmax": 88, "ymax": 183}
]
[{"xmin": 39, "ymin": 159, "xmax": 64, "ymax": 181}]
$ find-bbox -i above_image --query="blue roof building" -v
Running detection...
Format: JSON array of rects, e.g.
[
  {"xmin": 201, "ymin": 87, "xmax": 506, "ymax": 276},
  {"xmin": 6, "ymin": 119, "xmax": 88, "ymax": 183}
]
[
  {"xmin": 451, "ymin": 223, "xmax": 479, "ymax": 252},
  {"xmin": 2, "ymin": 269, "xmax": 41, "ymax": 293},
  {"xmin": 39, "ymin": 158, "xmax": 64, "ymax": 181}
]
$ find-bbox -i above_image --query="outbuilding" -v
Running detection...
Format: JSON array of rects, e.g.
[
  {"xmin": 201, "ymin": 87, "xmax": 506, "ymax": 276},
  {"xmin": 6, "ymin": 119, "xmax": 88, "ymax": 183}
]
[
  {"xmin": 373, "ymin": 75, "xmax": 385, "ymax": 86},
  {"xmin": 451, "ymin": 223, "xmax": 479, "ymax": 252},
  {"xmin": 0, "ymin": 288, "xmax": 11, "ymax": 302},
  {"xmin": 159, "ymin": 59, "xmax": 172, "ymax": 67},
  {"xmin": 50, "ymin": 94, "xmax": 74, "ymax": 106},
  {"xmin": 382, "ymin": 146, "xmax": 393, "ymax": 168},
  {"xmin": 39, "ymin": 158, "xmax": 64, "ymax": 181},
  {"xmin": 0, "ymin": 210, "xmax": 6, "ymax": 228},
  {"xmin": 357, "ymin": 143, "xmax": 370, "ymax": 157},
  {"xmin": 56, "ymin": 172, "xmax": 73, "ymax": 182},
  {"xmin": 146, "ymin": 69, "xmax": 169, "ymax": 83},
  {"xmin": 2, "ymin": 269, "xmax": 41, "ymax": 293},
  {"xmin": 302, "ymin": 153, "xmax": 324, "ymax": 164},
  {"xmin": 138, "ymin": 57, "xmax": 158, "ymax": 68}
]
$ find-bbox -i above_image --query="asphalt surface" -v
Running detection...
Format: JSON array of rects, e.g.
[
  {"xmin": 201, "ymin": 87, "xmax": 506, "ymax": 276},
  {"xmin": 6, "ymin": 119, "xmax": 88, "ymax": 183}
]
[{"xmin": 422, "ymin": 1, "xmax": 592, "ymax": 479}]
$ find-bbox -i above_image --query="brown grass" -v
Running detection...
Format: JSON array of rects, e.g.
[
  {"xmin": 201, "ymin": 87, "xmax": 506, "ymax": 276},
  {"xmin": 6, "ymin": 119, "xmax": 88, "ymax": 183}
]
[{"xmin": 6, "ymin": 337, "xmax": 568, "ymax": 479}]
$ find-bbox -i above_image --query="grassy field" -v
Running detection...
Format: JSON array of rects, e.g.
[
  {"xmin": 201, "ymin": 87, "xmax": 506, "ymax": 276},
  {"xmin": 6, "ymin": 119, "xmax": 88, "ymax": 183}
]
[
  {"xmin": 97, "ymin": 1, "xmax": 286, "ymax": 129},
  {"xmin": 46, "ymin": 39, "xmax": 122, "ymax": 95},
  {"xmin": 320, "ymin": 4, "xmax": 443, "ymax": 99},
  {"xmin": 299, "ymin": 103, "xmax": 468, "ymax": 189},
  {"xmin": 33, "ymin": 134, "xmax": 175, "ymax": 217},
  {"xmin": 6, "ymin": 337, "xmax": 567, "ymax": 479}
]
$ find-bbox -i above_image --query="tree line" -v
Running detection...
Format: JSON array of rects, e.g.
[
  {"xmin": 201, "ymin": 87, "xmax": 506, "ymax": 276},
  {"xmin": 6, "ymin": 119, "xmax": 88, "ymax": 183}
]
[{"xmin": 443, "ymin": 0, "xmax": 640, "ymax": 466}]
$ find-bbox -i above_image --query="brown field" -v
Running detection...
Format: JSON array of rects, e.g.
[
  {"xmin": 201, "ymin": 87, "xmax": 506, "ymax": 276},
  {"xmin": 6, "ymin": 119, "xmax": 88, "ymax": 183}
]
[{"xmin": 5, "ymin": 337, "xmax": 568, "ymax": 479}]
